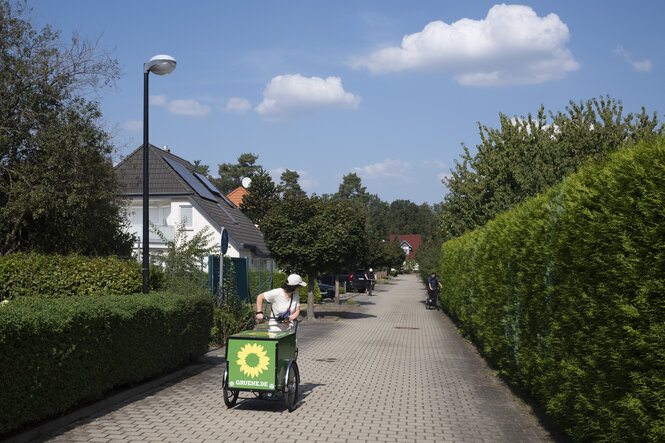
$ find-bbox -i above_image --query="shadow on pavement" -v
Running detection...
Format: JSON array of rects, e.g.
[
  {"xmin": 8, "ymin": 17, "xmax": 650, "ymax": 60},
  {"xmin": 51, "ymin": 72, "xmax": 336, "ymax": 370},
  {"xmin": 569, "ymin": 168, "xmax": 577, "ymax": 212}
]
[{"xmin": 229, "ymin": 383, "xmax": 325, "ymax": 413}]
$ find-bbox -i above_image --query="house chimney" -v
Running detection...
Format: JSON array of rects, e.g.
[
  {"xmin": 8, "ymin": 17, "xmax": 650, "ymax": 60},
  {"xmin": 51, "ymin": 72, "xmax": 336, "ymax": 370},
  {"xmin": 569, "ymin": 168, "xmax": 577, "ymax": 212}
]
[{"xmin": 162, "ymin": 145, "xmax": 170, "ymax": 152}]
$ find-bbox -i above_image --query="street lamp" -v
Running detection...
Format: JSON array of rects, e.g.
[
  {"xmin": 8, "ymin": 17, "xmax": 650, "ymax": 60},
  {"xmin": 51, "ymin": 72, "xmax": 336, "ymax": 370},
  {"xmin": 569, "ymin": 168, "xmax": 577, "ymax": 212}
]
[{"xmin": 143, "ymin": 54, "xmax": 176, "ymax": 293}]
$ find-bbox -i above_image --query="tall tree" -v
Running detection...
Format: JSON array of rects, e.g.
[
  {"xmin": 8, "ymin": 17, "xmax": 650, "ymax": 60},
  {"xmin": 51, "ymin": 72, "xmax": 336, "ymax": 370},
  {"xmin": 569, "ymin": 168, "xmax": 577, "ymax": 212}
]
[
  {"xmin": 439, "ymin": 96, "xmax": 663, "ymax": 240},
  {"xmin": 278, "ymin": 169, "xmax": 306, "ymax": 200},
  {"xmin": 239, "ymin": 167, "xmax": 279, "ymax": 226},
  {"xmin": 262, "ymin": 197, "xmax": 367, "ymax": 318},
  {"xmin": 0, "ymin": 0, "xmax": 130, "ymax": 256},
  {"xmin": 213, "ymin": 153, "xmax": 260, "ymax": 194}
]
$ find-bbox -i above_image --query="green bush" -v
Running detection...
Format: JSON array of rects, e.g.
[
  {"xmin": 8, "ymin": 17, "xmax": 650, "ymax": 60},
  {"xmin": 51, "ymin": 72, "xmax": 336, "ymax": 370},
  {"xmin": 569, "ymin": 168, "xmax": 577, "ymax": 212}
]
[
  {"xmin": 0, "ymin": 254, "xmax": 165, "ymax": 300},
  {"xmin": 439, "ymin": 136, "xmax": 665, "ymax": 442},
  {"xmin": 0, "ymin": 292, "xmax": 213, "ymax": 436},
  {"xmin": 210, "ymin": 295, "xmax": 254, "ymax": 346}
]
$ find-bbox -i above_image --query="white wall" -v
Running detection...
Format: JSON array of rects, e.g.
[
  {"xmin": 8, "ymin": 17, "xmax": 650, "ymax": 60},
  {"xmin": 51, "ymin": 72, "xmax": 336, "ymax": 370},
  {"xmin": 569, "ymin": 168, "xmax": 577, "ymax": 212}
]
[{"xmin": 125, "ymin": 197, "xmax": 240, "ymax": 258}]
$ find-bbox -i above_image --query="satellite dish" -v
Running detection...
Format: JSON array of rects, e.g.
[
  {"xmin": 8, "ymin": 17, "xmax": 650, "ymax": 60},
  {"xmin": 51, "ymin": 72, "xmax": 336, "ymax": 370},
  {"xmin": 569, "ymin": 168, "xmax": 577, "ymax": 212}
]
[{"xmin": 241, "ymin": 177, "xmax": 252, "ymax": 188}]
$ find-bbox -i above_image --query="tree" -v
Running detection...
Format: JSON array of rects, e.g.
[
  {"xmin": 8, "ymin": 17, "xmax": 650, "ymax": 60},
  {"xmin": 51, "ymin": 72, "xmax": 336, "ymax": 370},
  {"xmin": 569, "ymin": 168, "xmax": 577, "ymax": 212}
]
[
  {"xmin": 213, "ymin": 153, "xmax": 260, "ymax": 194},
  {"xmin": 439, "ymin": 96, "xmax": 663, "ymax": 240},
  {"xmin": 192, "ymin": 160, "xmax": 210, "ymax": 176},
  {"xmin": 262, "ymin": 197, "xmax": 367, "ymax": 317},
  {"xmin": 278, "ymin": 169, "xmax": 306, "ymax": 200},
  {"xmin": 0, "ymin": 1, "xmax": 130, "ymax": 256},
  {"xmin": 239, "ymin": 167, "xmax": 279, "ymax": 226},
  {"xmin": 385, "ymin": 200, "xmax": 436, "ymax": 239}
]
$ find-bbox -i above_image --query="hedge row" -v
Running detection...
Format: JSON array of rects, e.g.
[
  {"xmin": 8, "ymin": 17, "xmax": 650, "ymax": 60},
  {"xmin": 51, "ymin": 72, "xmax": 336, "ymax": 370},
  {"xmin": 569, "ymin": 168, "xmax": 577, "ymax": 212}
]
[
  {"xmin": 0, "ymin": 292, "xmax": 213, "ymax": 436},
  {"xmin": 0, "ymin": 253, "xmax": 164, "ymax": 300},
  {"xmin": 439, "ymin": 136, "xmax": 665, "ymax": 442}
]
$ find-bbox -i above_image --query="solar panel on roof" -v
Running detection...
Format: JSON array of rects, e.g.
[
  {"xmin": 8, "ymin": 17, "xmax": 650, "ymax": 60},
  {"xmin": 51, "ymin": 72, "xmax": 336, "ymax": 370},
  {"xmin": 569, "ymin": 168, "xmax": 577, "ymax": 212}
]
[
  {"xmin": 163, "ymin": 156, "xmax": 217, "ymax": 202},
  {"xmin": 193, "ymin": 171, "xmax": 236, "ymax": 206},
  {"xmin": 194, "ymin": 172, "xmax": 222, "ymax": 196}
]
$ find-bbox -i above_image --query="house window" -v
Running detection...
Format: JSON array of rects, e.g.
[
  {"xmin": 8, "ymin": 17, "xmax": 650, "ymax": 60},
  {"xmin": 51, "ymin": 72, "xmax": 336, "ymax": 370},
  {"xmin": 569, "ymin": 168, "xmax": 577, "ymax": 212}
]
[{"xmin": 180, "ymin": 206, "xmax": 193, "ymax": 228}]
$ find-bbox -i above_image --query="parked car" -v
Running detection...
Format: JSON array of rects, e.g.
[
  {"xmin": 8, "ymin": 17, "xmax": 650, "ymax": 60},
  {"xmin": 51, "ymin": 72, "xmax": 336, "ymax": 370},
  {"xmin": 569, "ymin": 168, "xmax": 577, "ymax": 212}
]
[
  {"xmin": 348, "ymin": 270, "xmax": 371, "ymax": 293},
  {"xmin": 318, "ymin": 283, "xmax": 335, "ymax": 299}
]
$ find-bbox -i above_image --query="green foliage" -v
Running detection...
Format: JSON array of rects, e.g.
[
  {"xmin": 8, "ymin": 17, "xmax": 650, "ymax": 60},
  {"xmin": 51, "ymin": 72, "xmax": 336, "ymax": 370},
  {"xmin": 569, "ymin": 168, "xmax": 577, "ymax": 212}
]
[
  {"xmin": 209, "ymin": 294, "xmax": 254, "ymax": 346},
  {"xmin": 0, "ymin": 1, "xmax": 131, "ymax": 256},
  {"xmin": 212, "ymin": 153, "xmax": 260, "ymax": 194},
  {"xmin": 439, "ymin": 96, "xmax": 663, "ymax": 241},
  {"xmin": 0, "ymin": 253, "xmax": 163, "ymax": 300},
  {"xmin": 263, "ymin": 197, "xmax": 367, "ymax": 276},
  {"xmin": 0, "ymin": 291, "xmax": 213, "ymax": 436},
  {"xmin": 240, "ymin": 167, "xmax": 279, "ymax": 226},
  {"xmin": 415, "ymin": 234, "xmax": 444, "ymax": 282},
  {"xmin": 439, "ymin": 136, "xmax": 665, "ymax": 441},
  {"xmin": 278, "ymin": 169, "xmax": 307, "ymax": 200},
  {"xmin": 151, "ymin": 221, "xmax": 215, "ymax": 290}
]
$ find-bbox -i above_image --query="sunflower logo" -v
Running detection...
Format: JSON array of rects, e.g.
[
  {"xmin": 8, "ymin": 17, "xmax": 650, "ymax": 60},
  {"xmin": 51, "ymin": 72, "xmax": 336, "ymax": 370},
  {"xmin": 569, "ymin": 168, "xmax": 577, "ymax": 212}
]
[{"xmin": 236, "ymin": 343, "xmax": 270, "ymax": 378}]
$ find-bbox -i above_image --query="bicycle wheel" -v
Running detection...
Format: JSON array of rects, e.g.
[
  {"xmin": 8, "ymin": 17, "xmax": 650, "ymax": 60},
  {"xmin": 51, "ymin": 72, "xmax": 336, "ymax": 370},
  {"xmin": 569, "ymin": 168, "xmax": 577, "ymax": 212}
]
[
  {"xmin": 223, "ymin": 367, "xmax": 239, "ymax": 407},
  {"xmin": 283, "ymin": 361, "xmax": 300, "ymax": 412}
]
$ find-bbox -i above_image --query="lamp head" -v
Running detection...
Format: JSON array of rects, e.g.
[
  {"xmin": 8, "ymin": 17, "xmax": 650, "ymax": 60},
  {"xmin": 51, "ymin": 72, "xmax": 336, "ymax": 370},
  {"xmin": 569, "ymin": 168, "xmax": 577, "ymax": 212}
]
[{"xmin": 144, "ymin": 54, "xmax": 176, "ymax": 75}]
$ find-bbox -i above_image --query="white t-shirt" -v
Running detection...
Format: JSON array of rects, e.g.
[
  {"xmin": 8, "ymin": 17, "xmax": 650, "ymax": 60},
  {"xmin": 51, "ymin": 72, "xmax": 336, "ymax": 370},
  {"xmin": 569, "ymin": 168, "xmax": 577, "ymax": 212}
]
[{"xmin": 263, "ymin": 288, "xmax": 300, "ymax": 331}]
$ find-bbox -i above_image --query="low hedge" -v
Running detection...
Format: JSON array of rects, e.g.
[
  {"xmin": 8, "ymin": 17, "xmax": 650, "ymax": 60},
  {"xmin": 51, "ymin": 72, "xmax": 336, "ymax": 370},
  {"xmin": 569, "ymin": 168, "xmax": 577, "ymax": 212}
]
[
  {"xmin": 0, "ymin": 292, "xmax": 213, "ymax": 436},
  {"xmin": 0, "ymin": 253, "xmax": 165, "ymax": 300},
  {"xmin": 439, "ymin": 136, "xmax": 665, "ymax": 441}
]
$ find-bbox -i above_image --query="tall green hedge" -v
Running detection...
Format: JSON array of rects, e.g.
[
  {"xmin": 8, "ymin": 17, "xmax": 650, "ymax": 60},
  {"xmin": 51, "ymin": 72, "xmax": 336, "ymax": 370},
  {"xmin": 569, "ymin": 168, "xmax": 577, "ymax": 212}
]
[
  {"xmin": 0, "ymin": 292, "xmax": 213, "ymax": 436},
  {"xmin": 0, "ymin": 253, "xmax": 164, "ymax": 300},
  {"xmin": 439, "ymin": 136, "xmax": 665, "ymax": 441}
]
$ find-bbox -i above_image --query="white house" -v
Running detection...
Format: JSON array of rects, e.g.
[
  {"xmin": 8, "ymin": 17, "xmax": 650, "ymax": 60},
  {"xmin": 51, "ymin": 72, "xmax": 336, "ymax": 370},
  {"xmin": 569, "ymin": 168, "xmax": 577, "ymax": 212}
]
[{"xmin": 114, "ymin": 144, "xmax": 270, "ymax": 263}]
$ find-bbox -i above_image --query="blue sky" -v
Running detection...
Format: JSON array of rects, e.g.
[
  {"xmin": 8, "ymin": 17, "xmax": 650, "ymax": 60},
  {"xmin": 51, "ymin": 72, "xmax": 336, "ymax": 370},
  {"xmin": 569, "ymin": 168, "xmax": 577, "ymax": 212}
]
[{"xmin": 29, "ymin": 1, "xmax": 665, "ymax": 205}]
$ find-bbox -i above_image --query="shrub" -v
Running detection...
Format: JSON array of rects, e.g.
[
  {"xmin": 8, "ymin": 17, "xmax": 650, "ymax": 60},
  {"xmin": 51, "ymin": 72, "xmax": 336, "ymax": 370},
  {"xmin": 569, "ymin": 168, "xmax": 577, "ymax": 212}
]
[
  {"xmin": 0, "ymin": 253, "xmax": 164, "ymax": 300},
  {"xmin": 439, "ymin": 136, "xmax": 665, "ymax": 441},
  {"xmin": 0, "ymin": 292, "xmax": 212, "ymax": 436},
  {"xmin": 209, "ymin": 295, "xmax": 254, "ymax": 346}
]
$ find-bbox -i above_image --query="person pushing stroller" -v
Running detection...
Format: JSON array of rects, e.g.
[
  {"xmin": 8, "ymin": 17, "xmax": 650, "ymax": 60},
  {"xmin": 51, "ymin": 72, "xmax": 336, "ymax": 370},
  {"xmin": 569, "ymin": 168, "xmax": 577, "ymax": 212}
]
[{"xmin": 426, "ymin": 272, "xmax": 442, "ymax": 310}]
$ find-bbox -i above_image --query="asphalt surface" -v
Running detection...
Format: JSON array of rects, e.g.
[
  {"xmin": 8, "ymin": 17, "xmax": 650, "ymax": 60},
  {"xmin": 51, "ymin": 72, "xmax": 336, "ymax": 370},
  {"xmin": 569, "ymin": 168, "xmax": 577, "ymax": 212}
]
[{"xmin": 20, "ymin": 274, "xmax": 552, "ymax": 442}]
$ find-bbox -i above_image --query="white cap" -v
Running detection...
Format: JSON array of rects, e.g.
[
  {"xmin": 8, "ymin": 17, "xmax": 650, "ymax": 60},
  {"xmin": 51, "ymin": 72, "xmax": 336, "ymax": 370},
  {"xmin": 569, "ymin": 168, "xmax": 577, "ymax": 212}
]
[
  {"xmin": 369, "ymin": 268, "xmax": 373, "ymax": 272},
  {"xmin": 287, "ymin": 274, "xmax": 307, "ymax": 287}
]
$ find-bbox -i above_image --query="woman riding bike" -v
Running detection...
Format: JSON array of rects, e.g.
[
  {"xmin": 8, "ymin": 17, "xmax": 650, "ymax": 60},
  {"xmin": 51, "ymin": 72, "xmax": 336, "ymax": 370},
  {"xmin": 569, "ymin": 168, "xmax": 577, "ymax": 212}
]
[{"xmin": 255, "ymin": 274, "xmax": 305, "ymax": 331}]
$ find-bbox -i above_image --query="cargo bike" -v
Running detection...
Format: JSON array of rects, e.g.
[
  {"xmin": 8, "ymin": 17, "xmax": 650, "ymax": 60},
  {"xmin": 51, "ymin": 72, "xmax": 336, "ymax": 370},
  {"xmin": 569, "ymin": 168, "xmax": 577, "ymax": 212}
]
[{"xmin": 222, "ymin": 318, "xmax": 300, "ymax": 411}]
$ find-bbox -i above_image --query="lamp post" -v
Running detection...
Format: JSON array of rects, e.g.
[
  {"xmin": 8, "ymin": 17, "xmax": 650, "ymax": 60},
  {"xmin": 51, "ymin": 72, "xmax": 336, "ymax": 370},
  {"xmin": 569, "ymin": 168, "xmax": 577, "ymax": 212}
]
[{"xmin": 143, "ymin": 54, "xmax": 176, "ymax": 294}]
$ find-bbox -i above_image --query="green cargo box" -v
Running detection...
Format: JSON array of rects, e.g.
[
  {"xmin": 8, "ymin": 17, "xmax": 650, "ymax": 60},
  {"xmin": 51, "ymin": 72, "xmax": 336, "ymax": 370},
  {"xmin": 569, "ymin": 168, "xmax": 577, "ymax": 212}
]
[{"xmin": 225, "ymin": 330, "xmax": 297, "ymax": 392}]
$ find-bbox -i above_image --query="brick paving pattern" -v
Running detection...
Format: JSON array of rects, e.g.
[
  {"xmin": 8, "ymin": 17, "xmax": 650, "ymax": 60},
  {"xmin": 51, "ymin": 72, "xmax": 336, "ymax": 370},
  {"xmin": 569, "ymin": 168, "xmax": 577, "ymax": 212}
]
[{"xmin": 43, "ymin": 274, "xmax": 551, "ymax": 442}]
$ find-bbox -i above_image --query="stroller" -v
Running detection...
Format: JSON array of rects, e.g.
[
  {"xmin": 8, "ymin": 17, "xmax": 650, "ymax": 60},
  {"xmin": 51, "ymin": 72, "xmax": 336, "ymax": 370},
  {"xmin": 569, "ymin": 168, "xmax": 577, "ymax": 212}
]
[{"xmin": 425, "ymin": 288, "xmax": 439, "ymax": 310}]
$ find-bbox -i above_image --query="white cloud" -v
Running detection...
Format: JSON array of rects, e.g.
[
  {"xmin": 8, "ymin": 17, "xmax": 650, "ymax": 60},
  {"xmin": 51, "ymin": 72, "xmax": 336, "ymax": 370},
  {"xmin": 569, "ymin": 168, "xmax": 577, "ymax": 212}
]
[
  {"xmin": 166, "ymin": 99, "xmax": 212, "ymax": 117},
  {"xmin": 224, "ymin": 97, "xmax": 252, "ymax": 114},
  {"xmin": 349, "ymin": 4, "xmax": 579, "ymax": 86},
  {"xmin": 614, "ymin": 45, "xmax": 652, "ymax": 72},
  {"xmin": 149, "ymin": 95, "xmax": 168, "ymax": 106},
  {"xmin": 255, "ymin": 74, "xmax": 361, "ymax": 121},
  {"xmin": 354, "ymin": 159, "xmax": 416, "ymax": 183},
  {"xmin": 123, "ymin": 120, "xmax": 142, "ymax": 132}
]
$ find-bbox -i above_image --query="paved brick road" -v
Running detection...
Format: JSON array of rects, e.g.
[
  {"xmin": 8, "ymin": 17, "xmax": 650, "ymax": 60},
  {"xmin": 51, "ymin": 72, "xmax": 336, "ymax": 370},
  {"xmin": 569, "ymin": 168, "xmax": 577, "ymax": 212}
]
[{"xmin": 41, "ymin": 274, "xmax": 551, "ymax": 442}]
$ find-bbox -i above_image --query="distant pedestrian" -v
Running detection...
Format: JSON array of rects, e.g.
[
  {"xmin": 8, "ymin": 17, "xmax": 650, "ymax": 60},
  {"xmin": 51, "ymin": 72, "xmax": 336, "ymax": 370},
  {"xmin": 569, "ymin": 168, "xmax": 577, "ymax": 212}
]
[
  {"xmin": 427, "ymin": 272, "xmax": 442, "ymax": 310},
  {"xmin": 367, "ymin": 268, "xmax": 376, "ymax": 295}
]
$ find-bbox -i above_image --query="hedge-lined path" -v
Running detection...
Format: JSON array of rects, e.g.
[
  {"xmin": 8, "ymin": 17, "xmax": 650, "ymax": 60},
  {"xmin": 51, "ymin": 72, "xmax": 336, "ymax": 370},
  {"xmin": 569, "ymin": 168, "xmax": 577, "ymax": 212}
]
[{"xmin": 40, "ymin": 274, "xmax": 551, "ymax": 442}]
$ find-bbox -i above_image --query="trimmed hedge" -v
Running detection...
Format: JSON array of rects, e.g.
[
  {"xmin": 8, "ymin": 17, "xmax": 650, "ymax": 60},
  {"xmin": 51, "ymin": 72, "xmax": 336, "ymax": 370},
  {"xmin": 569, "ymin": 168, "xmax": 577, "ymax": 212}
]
[
  {"xmin": 0, "ymin": 253, "xmax": 165, "ymax": 300},
  {"xmin": 0, "ymin": 292, "xmax": 213, "ymax": 436},
  {"xmin": 439, "ymin": 136, "xmax": 665, "ymax": 442}
]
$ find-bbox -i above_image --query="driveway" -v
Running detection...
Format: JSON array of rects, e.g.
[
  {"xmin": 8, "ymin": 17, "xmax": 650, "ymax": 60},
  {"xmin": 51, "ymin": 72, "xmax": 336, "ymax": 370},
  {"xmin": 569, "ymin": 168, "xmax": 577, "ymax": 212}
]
[{"xmin": 32, "ymin": 274, "xmax": 552, "ymax": 442}]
